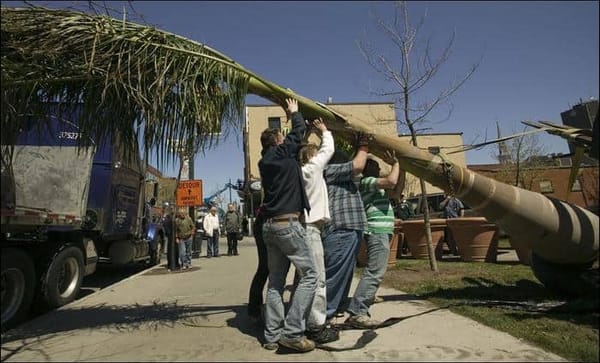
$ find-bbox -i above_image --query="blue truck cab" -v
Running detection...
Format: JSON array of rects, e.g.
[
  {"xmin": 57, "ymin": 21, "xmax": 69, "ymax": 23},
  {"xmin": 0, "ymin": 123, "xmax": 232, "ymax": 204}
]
[{"xmin": 1, "ymin": 105, "xmax": 163, "ymax": 331}]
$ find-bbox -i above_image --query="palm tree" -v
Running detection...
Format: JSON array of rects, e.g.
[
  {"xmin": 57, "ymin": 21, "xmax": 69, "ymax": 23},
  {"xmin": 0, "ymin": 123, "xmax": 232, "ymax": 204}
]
[{"xmin": 1, "ymin": 5, "xmax": 598, "ymax": 296}]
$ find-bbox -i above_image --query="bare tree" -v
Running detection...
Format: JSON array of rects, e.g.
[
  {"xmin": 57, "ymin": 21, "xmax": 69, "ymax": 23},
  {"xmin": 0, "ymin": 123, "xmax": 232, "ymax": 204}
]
[
  {"xmin": 358, "ymin": 1, "xmax": 481, "ymax": 271},
  {"xmin": 492, "ymin": 127, "xmax": 548, "ymax": 190}
]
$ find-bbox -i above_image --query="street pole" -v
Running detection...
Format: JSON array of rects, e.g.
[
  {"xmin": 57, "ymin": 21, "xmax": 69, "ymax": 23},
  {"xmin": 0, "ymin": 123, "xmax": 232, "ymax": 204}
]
[{"xmin": 188, "ymin": 151, "xmax": 195, "ymax": 219}]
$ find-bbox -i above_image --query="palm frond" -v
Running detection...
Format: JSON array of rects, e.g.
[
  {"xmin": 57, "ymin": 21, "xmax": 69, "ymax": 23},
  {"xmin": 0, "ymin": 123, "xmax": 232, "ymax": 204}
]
[{"xmin": 1, "ymin": 5, "xmax": 251, "ymax": 167}]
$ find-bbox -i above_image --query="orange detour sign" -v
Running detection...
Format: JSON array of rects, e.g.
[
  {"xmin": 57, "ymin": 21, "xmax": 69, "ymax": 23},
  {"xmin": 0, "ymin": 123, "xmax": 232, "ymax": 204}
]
[{"xmin": 176, "ymin": 179, "xmax": 203, "ymax": 207}]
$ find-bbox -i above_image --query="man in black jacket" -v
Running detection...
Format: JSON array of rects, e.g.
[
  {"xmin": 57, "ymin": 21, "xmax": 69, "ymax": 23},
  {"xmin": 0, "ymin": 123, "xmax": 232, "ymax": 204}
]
[{"xmin": 258, "ymin": 98, "xmax": 317, "ymax": 353}]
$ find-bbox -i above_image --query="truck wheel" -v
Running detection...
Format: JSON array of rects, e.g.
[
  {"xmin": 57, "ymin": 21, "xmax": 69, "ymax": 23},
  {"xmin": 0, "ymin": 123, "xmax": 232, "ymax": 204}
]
[
  {"xmin": 41, "ymin": 246, "xmax": 84, "ymax": 308},
  {"xmin": 1, "ymin": 249, "xmax": 36, "ymax": 332}
]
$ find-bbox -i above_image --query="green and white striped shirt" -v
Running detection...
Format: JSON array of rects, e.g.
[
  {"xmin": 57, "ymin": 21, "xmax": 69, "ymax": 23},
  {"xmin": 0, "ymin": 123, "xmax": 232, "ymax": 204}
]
[{"xmin": 359, "ymin": 176, "xmax": 394, "ymax": 234}]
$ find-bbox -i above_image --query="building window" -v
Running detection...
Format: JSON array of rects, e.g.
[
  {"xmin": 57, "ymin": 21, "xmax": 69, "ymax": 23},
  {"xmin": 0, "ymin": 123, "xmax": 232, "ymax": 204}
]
[
  {"xmin": 268, "ymin": 117, "xmax": 281, "ymax": 129},
  {"xmin": 539, "ymin": 180, "xmax": 554, "ymax": 193},
  {"xmin": 571, "ymin": 179, "xmax": 582, "ymax": 192}
]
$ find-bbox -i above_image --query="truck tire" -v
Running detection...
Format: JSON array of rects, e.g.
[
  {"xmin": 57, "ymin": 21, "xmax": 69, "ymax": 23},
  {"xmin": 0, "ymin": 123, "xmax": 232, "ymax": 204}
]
[
  {"xmin": 41, "ymin": 246, "xmax": 84, "ymax": 309},
  {"xmin": 1, "ymin": 249, "xmax": 36, "ymax": 332}
]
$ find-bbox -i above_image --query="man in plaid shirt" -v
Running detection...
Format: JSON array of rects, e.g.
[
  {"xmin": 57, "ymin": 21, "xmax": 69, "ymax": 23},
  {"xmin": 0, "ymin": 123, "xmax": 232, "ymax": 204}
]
[{"xmin": 322, "ymin": 133, "xmax": 370, "ymax": 321}]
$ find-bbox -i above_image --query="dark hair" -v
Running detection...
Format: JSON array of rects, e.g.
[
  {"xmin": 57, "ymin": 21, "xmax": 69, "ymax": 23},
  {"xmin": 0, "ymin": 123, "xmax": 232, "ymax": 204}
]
[
  {"xmin": 260, "ymin": 128, "xmax": 281, "ymax": 149},
  {"xmin": 363, "ymin": 158, "xmax": 380, "ymax": 177},
  {"xmin": 328, "ymin": 150, "xmax": 350, "ymax": 164}
]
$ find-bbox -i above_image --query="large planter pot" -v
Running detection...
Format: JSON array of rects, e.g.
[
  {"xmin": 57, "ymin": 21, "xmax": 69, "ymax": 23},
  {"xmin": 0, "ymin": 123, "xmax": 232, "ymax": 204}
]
[
  {"xmin": 447, "ymin": 217, "xmax": 499, "ymax": 263},
  {"xmin": 402, "ymin": 219, "xmax": 446, "ymax": 259}
]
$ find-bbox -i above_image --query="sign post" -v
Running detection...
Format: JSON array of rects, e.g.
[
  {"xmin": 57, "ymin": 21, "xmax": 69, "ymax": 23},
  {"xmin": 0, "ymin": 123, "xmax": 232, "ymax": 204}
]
[{"xmin": 176, "ymin": 179, "xmax": 203, "ymax": 207}]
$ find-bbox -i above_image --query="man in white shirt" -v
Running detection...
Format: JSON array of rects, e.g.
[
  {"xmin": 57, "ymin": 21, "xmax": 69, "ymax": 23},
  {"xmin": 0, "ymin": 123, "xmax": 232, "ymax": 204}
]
[{"xmin": 202, "ymin": 206, "xmax": 221, "ymax": 257}]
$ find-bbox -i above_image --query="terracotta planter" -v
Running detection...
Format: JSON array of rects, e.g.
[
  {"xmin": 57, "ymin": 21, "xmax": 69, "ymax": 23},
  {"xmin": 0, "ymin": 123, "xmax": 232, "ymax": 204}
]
[
  {"xmin": 447, "ymin": 217, "xmax": 499, "ymax": 263},
  {"xmin": 402, "ymin": 218, "xmax": 446, "ymax": 259}
]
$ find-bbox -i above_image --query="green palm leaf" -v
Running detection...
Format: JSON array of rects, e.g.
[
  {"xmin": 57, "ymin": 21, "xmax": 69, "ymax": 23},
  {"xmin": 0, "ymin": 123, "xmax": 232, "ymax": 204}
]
[
  {"xmin": 1, "ymin": 5, "xmax": 251, "ymax": 166},
  {"xmin": 1, "ymin": 5, "xmax": 362, "ymax": 166}
]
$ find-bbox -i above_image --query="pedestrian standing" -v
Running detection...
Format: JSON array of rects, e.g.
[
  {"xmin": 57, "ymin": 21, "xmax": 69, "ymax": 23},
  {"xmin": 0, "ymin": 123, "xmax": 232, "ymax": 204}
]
[
  {"xmin": 396, "ymin": 193, "xmax": 414, "ymax": 220},
  {"xmin": 203, "ymin": 206, "xmax": 221, "ymax": 257},
  {"xmin": 396, "ymin": 193, "xmax": 414, "ymax": 255},
  {"xmin": 248, "ymin": 205, "xmax": 268, "ymax": 324},
  {"xmin": 175, "ymin": 208, "xmax": 195, "ymax": 270},
  {"xmin": 258, "ymin": 98, "xmax": 317, "ymax": 353},
  {"xmin": 346, "ymin": 151, "xmax": 404, "ymax": 329},
  {"xmin": 163, "ymin": 207, "xmax": 179, "ymax": 271},
  {"xmin": 224, "ymin": 203, "xmax": 243, "ymax": 256},
  {"xmin": 440, "ymin": 194, "xmax": 464, "ymax": 255}
]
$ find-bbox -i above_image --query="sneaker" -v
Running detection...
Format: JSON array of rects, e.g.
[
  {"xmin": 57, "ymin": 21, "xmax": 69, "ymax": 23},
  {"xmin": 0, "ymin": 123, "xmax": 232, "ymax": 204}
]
[
  {"xmin": 306, "ymin": 326, "xmax": 339, "ymax": 344},
  {"xmin": 373, "ymin": 295, "xmax": 384, "ymax": 304},
  {"xmin": 345, "ymin": 314, "xmax": 381, "ymax": 329},
  {"xmin": 262, "ymin": 342, "xmax": 279, "ymax": 351},
  {"xmin": 278, "ymin": 336, "xmax": 315, "ymax": 352}
]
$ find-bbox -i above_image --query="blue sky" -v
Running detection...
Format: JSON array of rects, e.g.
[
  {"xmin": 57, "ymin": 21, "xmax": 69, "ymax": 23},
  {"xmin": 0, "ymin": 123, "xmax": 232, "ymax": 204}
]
[{"xmin": 6, "ymin": 1, "xmax": 599, "ymax": 204}]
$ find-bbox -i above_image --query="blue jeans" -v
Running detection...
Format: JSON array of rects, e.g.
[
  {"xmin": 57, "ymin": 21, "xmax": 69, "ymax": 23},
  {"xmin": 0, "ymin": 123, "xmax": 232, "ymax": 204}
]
[
  {"xmin": 347, "ymin": 233, "xmax": 390, "ymax": 316},
  {"xmin": 262, "ymin": 220, "xmax": 317, "ymax": 343},
  {"xmin": 178, "ymin": 236, "xmax": 193, "ymax": 268},
  {"xmin": 207, "ymin": 229, "xmax": 219, "ymax": 257},
  {"xmin": 304, "ymin": 224, "xmax": 327, "ymax": 330},
  {"xmin": 322, "ymin": 228, "xmax": 362, "ymax": 319}
]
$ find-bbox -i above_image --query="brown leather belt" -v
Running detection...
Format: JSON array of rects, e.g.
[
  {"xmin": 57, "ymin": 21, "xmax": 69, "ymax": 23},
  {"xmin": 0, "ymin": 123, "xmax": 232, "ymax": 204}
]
[{"xmin": 268, "ymin": 213, "xmax": 300, "ymax": 223}]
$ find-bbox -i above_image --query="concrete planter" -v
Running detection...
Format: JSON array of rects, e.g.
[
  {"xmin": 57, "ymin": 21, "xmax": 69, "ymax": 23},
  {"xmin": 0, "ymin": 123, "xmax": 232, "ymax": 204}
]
[
  {"xmin": 402, "ymin": 218, "xmax": 446, "ymax": 259},
  {"xmin": 447, "ymin": 217, "xmax": 499, "ymax": 263}
]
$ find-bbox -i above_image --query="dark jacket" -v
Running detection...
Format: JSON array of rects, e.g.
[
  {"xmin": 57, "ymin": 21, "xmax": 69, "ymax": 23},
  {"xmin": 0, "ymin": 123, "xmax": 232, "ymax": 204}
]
[{"xmin": 258, "ymin": 111, "xmax": 310, "ymax": 218}]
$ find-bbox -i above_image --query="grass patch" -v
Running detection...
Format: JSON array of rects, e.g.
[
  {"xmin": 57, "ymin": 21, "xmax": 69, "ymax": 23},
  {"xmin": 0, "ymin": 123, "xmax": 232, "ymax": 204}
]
[{"xmin": 379, "ymin": 258, "xmax": 599, "ymax": 362}]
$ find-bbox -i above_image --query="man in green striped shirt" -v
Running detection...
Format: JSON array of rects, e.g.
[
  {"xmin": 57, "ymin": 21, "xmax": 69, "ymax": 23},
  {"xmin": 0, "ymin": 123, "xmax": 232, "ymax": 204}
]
[{"xmin": 345, "ymin": 151, "xmax": 404, "ymax": 329}]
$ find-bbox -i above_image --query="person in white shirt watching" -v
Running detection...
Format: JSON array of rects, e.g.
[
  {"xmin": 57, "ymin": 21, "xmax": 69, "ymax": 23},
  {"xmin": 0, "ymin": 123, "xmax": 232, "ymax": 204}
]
[{"xmin": 203, "ymin": 206, "xmax": 221, "ymax": 257}]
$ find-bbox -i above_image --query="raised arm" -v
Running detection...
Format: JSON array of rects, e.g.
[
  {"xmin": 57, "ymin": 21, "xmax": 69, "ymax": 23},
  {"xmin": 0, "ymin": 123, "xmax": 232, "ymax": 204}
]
[
  {"xmin": 309, "ymin": 118, "xmax": 334, "ymax": 169},
  {"xmin": 352, "ymin": 132, "xmax": 370, "ymax": 176},
  {"xmin": 381, "ymin": 151, "xmax": 405, "ymax": 199},
  {"xmin": 283, "ymin": 98, "xmax": 306, "ymax": 145},
  {"xmin": 376, "ymin": 150, "xmax": 399, "ymax": 189}
]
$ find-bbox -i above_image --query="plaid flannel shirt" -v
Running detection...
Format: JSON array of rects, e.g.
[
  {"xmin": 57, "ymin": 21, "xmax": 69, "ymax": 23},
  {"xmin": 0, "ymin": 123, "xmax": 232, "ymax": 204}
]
[{"xmin": 323, "ymin": 161, "xmax": 367, "ymax": 234}]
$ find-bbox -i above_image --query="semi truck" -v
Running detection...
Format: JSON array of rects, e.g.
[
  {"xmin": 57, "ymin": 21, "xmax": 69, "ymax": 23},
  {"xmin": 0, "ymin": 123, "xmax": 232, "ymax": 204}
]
[{"xmin": 1, "ymin": 108, "xmax": 165, "ymax": 331}]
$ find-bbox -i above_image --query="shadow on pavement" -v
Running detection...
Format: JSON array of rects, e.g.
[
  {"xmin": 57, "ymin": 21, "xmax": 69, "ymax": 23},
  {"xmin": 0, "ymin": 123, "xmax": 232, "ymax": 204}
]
[{"xmin": 2, "ymin": 301, "xmax": 247, "ymax": 344}]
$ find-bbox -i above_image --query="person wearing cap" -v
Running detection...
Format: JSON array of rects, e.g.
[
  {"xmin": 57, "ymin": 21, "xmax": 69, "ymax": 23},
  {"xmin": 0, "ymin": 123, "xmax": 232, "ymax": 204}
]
[{"xmin": 175, "ymin": 208, "xmax": 195, "ymax": 269}]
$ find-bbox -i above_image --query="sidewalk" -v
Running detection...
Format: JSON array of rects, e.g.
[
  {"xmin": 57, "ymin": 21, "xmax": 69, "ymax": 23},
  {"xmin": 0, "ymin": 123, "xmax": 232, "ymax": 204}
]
[{"xmin": 1, "ymin": 237, "xmax": 564, "ymax": 362}]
